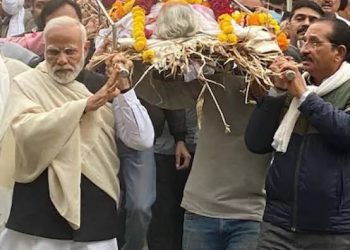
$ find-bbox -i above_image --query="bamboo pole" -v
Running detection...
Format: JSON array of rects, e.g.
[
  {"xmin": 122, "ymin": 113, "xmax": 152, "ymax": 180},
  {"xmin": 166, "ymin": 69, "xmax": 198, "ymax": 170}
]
[
  {"xmin": 231, "ymin": 0, "xmax": 253, "ymax": 13},
  {"xmin": 95, "ymin": 0, "xmax": 118, "ymax": 50}
]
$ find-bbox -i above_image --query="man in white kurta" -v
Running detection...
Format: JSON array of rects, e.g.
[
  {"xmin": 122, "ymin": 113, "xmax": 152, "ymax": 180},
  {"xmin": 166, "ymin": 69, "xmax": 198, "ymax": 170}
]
[{"xmin": 0, "ymin": 16, "xmax": 154, "ymax": 250}]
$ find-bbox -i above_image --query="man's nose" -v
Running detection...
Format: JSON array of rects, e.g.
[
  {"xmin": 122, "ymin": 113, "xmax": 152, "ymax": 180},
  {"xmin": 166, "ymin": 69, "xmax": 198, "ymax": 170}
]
[
  {"xmin": 56, "ymin": 52, "xmax": 68, "ymax": 65},
  {"xmin": 300, "ymin": 44, "xmax": 309, "ymax": 55},
  {"xmin": 303, "ymin": 18, "xmax": 311, "ymax": 27}
]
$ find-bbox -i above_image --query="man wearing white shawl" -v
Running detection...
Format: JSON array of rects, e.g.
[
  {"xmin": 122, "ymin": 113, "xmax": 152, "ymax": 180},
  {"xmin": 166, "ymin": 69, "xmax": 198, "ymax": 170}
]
[
  {"xmin": 0, "ymin": 16, "xmax": 154, "ymax": 250},
  {"xmin": 245, "ymin": 18, "xmax": 350, "ymax": 249}
]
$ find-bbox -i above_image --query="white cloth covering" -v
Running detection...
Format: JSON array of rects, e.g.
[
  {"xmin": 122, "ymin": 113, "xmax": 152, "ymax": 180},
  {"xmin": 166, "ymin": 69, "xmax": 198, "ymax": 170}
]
[
  {"xmin": 95, "ymin": 3, "xmax": 220, "ymax": 49},
  {"xmin": 272, "ymin": 62, "xmax": 350, "ymax": 152},
  {"xmin": 2, "ymin": 0, "xmax": 25, "ymax": 37},
  {"xmin": 0, "ymin": 56, "xmax": 10, "ymax": 125},
  {"xmin": 0, "ymin": 229, "xmax": 118, "ymax": 250}
]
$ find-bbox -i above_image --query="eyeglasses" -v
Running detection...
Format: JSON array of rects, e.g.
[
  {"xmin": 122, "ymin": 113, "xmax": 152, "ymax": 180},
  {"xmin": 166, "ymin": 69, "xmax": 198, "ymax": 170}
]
[{"xmin": 299, "ymin": 40, "xmax": 336, "ymax": 49}]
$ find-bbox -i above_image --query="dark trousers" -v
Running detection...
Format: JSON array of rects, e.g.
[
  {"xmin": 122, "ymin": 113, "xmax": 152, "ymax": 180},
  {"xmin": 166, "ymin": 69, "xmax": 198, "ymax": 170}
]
[
  {"xmin": 258, "ymin": 221, "xmax": 350, "ymax": 250},
  {"xmin": 148, "ymin": 153, "xmax": 192, "ymax": 250}
]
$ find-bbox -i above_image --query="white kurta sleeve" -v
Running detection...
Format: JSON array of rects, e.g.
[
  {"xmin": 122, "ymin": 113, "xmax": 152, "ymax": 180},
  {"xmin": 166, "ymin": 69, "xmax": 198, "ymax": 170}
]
[{"xmin": 113, "ymin": 89, "xmax": 154, "ymax": 150}]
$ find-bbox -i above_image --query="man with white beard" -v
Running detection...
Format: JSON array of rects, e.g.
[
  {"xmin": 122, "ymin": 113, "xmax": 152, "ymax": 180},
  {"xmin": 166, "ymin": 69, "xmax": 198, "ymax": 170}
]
[{"xmin": 0, "ymin": 16, "xmax": 154, "ymax": 250}]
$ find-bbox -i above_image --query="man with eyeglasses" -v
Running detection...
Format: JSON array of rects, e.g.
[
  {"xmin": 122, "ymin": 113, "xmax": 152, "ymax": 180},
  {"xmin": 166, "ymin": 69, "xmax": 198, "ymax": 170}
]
[{"xmin": 245, "ymin": 17, "xmax": 350, "ymax": 249}]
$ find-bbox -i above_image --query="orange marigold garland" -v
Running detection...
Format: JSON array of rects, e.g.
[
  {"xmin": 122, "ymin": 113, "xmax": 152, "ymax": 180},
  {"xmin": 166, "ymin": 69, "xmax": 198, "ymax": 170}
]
[
  {"xmin": 276, "ymin": 32, "xmax": 288, "ymax": 51},
  {"xmin": 232, "ymin": 11, "xmax": 289, "ymax": 51},
  {"xmin": 109, "ymin": 0, "xmax": 135, "ymax": 21}
]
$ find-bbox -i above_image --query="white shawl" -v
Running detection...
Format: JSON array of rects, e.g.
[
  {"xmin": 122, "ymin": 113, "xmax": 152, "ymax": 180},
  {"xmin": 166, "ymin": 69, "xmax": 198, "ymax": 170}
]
[
  {"xmin": 2, "ymin": 62, "xmax": 120, "ymax": 229},
  {"xmin": 272, "ymin": 62, "xmax": 350, "ymax": 152},
  {"xmin": 0, "ymin": 56, "xmax": 10, "ymax": 126}
]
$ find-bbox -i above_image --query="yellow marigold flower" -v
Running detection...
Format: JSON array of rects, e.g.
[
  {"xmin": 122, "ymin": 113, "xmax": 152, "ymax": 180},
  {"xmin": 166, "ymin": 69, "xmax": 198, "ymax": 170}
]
[
  {"xmin": 227, "ymin": 34, "xmax": 238, "ymax": 44},
  {"xmin": 218, "ymin": 14, "xmax": 232, "ymax": 22},
  {"xmin": 133, "ymin": 26, "xmax": 144, "ymax": 33},
  {"xmin": 136, "ymin": 36, "xmax": 147, "ymax": 43},
  {"xmin": 132, "ymin": 10, "xmax": 145, "ymax": 18},
  {"xmin": 124, "ymin": 0, "xmax": 135, "ymax": 12},
  {"xmin": 258, "ymin": 13, "xmax": 268, "ymax": 25},
  {"xmin": 219, "ymin": 20, "xmax": 231, "ymax": 30},
  {"xmin": 222, "ymin": 24, "xmax": 233, "ymax": 34},
  {"xmin": 270, "ymin": 19, "xmax": 278, "ymax": 26},
  {"xmin": 142, "ymin": 49, "xmax": 155, "ymax": 62},
  {"xmin": 134, "ymin": 16, "xmax": 145, "ymax": 24},
  {"xmin": 134, "ymin": 40, "xmax": 147, "ymax": 52},
  {"xmin": 274, "ymin": 25, "xmax": 281, "ymax": 34},
  {"xmin": 133, "ymin": 30, "xmax": 145, "ymax": 38},
  {"xmin": 133, "ymin": 23, "xmax": 144, "ymax": 31},
  {"xmin": 218, "ymin": 33, "xmax": 228, "ymax": 42},
  {"xmin": 132, "ymin": 6, "xmax": 144, "ymax": 13}
]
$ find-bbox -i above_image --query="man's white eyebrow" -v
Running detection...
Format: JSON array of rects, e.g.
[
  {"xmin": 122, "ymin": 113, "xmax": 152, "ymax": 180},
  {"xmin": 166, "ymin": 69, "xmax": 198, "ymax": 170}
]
[{"xmin": 46, "ymin": 44, "xmax": 78, "ymax": 50}]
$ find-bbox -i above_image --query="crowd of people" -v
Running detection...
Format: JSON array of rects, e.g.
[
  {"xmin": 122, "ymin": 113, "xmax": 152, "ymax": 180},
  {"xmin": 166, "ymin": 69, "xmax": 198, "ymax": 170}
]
[{"xmin": 0, "ymin": 0, "xmax": 350, "ymax": 249}]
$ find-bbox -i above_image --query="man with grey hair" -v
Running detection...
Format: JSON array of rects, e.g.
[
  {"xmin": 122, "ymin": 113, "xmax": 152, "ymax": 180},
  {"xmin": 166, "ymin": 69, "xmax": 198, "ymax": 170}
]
[
  {"xmin": 155, "ymin": 2, "xmax": 199, "ymax": 40},
  {"xmin": 0, "ymin": 16, "xmax": 154, "ymax": 250}
]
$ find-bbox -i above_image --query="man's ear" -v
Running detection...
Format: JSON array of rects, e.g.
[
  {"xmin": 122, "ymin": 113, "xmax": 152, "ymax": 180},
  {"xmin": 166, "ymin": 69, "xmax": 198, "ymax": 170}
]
[{"xmin": 335, "ymin": 45, "xmax": 347, "ymax": 62}]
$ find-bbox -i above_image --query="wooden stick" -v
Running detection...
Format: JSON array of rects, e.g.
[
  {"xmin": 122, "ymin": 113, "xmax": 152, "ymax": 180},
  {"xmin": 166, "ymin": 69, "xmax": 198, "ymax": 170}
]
[{"xmin": 231, "ymin": 0, "xmax": 253, "ymax": 13}]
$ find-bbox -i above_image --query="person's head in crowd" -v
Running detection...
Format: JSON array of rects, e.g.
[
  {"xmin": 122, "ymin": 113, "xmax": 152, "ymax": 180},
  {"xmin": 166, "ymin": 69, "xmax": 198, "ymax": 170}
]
[
  {"xmin": 287, "ymin": 0, "xmax": 324, "ymax": 48},
  {"xmin": 43, "ymin": 16, "xmax": 88, "ymax": 84},
  {"xmin": 155, "ymin": 1, "xmax": 199, "ymax": 39},
  {"xmin": 313, "ymin": 0, "xmax": 341, "ymax": 14},
  {"xmin": 338, "ymin": 0, "xmax": 350, "ymax": 20},
  {"xmin": 37, "ymin": 0, "xmax": 82, "ymax": 31},
  {"xmin": 31, "ymin": 0, "xmax": 51, "ymax": 25},
  {"xmin": 300, "ymin": 17, "xmax": 350, "ymax": 84},
  {"xmin": 261, "ymin": 0, "xmax": 286, "ymax": 21}
]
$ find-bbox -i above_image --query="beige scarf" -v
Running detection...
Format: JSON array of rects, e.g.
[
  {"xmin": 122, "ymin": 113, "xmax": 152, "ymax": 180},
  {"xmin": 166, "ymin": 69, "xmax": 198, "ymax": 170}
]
[
  {"xmin": 272, "ymin": 62, "xmax": 350, "ymax": 152},
  {"xmin": 2, "ymin": 62, "xmax": 120, "ymax": 229},
  {"xmin": 0, "ymin": 56, "xmax": 10, "ymax": 129}
]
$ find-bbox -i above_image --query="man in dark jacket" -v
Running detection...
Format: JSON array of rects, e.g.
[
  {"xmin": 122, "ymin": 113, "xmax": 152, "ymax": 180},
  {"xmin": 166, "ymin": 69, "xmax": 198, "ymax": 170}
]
[{"xmin": 245, "ymin": 17, "xmax": 350, "ymax": 249}]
